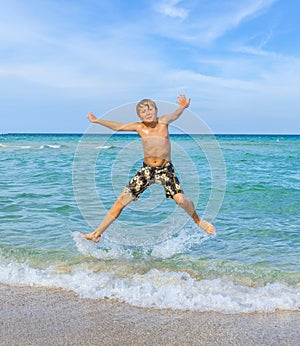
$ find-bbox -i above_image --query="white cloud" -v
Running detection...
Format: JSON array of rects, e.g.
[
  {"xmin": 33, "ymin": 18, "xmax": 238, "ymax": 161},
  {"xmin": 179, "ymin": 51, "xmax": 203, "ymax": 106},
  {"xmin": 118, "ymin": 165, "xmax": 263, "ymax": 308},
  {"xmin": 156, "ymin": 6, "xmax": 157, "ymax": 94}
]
[
  {"xmin": 152, "ymin": 0, "xmax": 277, "ymax": 44},
  {"xmin": 155, "ymin": 0, "xmax": 189, "ymax": 20},
  {"xmin": 207, "ymin": 3, "xmax": 273, "ymax": 43},
  {"xmin": 233, "ymin": 28, "xmax": 275, "ymax": 58}
]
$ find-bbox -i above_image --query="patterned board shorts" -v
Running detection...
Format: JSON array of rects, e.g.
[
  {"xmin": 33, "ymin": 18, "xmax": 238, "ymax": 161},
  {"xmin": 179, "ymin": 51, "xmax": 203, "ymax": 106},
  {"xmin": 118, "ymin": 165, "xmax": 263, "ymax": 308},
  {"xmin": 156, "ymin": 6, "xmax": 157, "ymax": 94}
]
[{"xmin": 123, "ymin": 161, "xmax": 183, "ymax": 200}]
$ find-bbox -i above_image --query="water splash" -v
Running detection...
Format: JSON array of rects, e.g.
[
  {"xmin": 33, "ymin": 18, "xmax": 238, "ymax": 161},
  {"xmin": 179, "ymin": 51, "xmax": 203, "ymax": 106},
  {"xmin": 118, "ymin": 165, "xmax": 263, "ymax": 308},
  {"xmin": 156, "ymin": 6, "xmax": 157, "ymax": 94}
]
[{"xmin": 73, "ymin": 225, "xmax": 211, "ymax": 260}]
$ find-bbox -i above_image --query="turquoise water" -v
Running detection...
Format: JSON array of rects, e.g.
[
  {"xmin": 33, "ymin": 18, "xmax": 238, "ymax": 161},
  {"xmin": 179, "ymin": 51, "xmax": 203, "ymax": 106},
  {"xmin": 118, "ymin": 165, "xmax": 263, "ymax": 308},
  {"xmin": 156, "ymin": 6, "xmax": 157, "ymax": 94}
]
[{"xmin": 0, "ymin": 133, "xmax": 299, "ymax": 313}]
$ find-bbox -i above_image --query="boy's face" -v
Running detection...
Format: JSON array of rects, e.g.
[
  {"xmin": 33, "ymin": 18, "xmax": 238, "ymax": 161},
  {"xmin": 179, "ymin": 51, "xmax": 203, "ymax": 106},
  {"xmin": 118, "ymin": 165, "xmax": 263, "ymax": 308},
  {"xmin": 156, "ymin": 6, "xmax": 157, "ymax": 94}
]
[{"xmin": 137, "ymin": 103, "xmax": 157, "ymax": 123}]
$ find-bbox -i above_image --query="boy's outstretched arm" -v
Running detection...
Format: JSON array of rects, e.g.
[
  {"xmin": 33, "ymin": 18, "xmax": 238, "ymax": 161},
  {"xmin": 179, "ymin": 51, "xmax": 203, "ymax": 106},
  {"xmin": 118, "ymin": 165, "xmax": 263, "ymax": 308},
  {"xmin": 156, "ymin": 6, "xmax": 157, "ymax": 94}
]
[
  {"xmin": 87, "ymin": 112, "xmax": 139, "ymax": 131},
  {"xmin": 159, "ymin": 94, "xmax": 191, "ymax": 124}
]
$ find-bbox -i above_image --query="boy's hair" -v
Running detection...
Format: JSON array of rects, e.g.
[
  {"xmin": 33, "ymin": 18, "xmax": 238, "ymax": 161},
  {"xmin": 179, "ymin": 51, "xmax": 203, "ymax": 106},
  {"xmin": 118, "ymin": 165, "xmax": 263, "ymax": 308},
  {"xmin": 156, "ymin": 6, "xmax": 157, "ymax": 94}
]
[{"xmin": 136, "ymin": 99, "xmax": 158, "ymax": 115}]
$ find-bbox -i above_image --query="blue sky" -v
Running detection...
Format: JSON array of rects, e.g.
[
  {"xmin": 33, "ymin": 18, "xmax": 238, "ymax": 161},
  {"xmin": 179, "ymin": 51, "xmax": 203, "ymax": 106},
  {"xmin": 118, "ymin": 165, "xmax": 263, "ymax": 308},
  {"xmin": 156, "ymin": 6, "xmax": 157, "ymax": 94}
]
[{"xmin": 1, "ymin": 0, "xmax": 300, "ymax": 134}]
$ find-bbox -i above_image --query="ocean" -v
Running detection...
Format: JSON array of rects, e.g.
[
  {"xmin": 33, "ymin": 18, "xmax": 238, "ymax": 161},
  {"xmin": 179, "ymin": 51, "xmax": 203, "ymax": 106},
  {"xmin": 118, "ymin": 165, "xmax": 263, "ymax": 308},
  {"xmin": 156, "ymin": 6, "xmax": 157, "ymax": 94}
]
[{"xmin": 0, "ymin": 133, "xmax": 299, "ymax": 314}]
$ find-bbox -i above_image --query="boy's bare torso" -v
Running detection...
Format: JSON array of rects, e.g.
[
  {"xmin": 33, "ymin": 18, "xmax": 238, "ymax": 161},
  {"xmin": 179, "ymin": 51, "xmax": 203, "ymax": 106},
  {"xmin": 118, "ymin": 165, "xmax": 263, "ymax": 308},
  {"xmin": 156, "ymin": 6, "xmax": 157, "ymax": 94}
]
[{"xmin": 137, "ymin": 119, "xmax": 171, "ymax": 167}]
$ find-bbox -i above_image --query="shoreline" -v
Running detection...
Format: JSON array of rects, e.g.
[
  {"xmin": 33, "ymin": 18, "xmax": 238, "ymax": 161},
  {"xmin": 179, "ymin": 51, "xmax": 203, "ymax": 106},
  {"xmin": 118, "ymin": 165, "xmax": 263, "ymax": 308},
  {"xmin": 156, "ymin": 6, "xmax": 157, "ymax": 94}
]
[{"xmin": 1, "ymin": 284, "xmax": 299, "ymax": 345}]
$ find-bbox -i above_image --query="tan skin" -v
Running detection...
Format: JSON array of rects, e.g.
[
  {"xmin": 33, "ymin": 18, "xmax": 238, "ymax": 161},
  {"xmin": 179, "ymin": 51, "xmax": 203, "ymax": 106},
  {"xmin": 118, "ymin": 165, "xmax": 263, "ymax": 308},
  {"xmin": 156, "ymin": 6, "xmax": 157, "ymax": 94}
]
[{"xmin": 80, "ymin": 95, "xmax": 215, "ymax": 242}]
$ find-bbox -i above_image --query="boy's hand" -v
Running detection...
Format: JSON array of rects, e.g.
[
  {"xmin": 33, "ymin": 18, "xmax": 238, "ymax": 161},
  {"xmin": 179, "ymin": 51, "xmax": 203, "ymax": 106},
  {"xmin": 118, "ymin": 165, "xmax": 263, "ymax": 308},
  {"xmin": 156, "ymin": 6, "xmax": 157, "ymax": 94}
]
[
  {"xmin": 87, "ymin": 112, "xmax": 97, "ymax": 123},
  {"xmin": 177, "ymin": 94, "xmax": 190, "ymax": 108}
]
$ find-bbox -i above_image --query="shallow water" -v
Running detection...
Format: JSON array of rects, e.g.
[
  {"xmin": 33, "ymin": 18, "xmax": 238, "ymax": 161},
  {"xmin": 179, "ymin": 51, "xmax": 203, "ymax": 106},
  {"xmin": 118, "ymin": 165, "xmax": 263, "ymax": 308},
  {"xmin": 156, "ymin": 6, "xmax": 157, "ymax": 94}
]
[{"xmin": 0, "ymin": 133, "xmax": 299, "ymax": 313}]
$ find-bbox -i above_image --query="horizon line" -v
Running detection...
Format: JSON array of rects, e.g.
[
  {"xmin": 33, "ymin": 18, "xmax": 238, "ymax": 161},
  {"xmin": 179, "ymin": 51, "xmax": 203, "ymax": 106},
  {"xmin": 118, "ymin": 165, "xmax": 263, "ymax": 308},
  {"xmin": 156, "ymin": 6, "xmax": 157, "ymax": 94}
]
[{"xmin": 1, "ymin": 132, "xmax": 299, "ymax": 136}]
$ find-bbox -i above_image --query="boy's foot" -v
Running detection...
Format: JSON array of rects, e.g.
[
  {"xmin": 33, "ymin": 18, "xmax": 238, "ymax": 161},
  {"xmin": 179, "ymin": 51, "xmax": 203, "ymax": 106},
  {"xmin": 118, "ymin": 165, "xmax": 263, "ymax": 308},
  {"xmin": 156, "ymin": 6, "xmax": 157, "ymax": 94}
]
[
  {"xmin": 198, "ymin": 219, "xmax": 215, "ymax": 235},
  {"xmin": 79, "ymin": 231, "xmax": 101, "ymax": 243}
]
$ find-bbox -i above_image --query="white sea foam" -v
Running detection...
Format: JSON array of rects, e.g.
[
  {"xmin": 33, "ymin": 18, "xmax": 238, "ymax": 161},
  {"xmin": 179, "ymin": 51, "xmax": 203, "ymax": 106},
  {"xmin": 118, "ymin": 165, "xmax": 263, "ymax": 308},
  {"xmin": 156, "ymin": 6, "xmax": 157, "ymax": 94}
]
[
  {"xmin": 0, "ymin": 144, "xmax": 32, "ymax": 149},
  {"xmin": 151, "ymin": 228, "xmax": 210, "ymax": 258},
  {"xmin": 0, "ymin": 261, "xmax": 299, "ymax": 314},
  {"xmin": 0, "ymin": 143, "xmax": 64, "ymax": 150},
  {"xmin": 39, "ymin": 144, "xmax": 62, "ymax": 149},
  {"xmin": 95, "ymin": 145, "xmax": 113, "ymax": 149},
  {"xmin": 73, "ymin": 227, "xmax": 210, "ymax": 260},
  {"xmin": 73, "ymin": 232, "xmax": 135, "ymax": 260}
]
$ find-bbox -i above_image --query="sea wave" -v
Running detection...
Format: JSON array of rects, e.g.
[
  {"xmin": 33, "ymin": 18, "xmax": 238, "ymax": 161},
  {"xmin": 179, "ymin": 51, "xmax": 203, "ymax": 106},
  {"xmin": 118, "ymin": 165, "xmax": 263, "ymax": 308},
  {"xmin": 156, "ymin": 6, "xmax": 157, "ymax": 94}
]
[
  {"xmin": 0, "ymin": 144, "xmax": 32, "ymax": 149},
  {"xmin": 95, "ymin": 145, "xmax": 114, "ymax": 149},
  {"xmin": 40, "ymin": 144, "xmax": 70, "ymax": 149},
  {"xmin": 0, "ymin": 143, "xmax": 69, "ymax": 150},
  {"xmin": 0, "ymin": 260, "xmax": 299, "ymax": 314}
]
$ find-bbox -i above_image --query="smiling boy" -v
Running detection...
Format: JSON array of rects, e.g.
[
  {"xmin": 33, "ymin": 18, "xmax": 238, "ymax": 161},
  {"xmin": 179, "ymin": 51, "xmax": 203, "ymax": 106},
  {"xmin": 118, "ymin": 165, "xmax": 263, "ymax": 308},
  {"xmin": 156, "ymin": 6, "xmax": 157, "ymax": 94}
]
[{"xmin": 80, "ymin": 94, "xmax": 214, "ymax": 242}]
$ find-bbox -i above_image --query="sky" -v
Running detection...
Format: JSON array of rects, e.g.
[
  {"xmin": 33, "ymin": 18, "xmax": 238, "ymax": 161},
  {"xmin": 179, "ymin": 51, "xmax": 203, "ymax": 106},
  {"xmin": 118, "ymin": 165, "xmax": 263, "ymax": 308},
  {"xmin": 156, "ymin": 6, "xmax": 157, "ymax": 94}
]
[{"xmin": 1, "ymin": 0, "xmax": 300, "ymax": 134}]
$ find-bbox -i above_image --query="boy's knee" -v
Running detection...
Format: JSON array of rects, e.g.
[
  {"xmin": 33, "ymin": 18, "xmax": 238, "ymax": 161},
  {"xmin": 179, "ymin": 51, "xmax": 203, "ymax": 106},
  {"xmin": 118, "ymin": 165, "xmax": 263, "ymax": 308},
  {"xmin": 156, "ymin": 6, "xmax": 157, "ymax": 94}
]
[
  {"xmin": 118, "ymin": 192, "xmax": 134, "ymax": 207},
  {"xmin": 174, "ymin": 193, "xmax": 195, "ymax": 215},
  {"xmin": 173, "ymin": 193, "xmax": 186, "ymax": 206}
]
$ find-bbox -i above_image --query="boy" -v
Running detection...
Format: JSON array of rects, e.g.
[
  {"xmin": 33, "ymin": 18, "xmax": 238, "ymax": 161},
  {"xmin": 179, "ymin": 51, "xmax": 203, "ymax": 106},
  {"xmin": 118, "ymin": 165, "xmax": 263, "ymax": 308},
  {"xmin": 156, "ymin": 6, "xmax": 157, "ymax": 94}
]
[{"xmin": 80, "ymin": 94, "xmax": 214, "ymax": 242}]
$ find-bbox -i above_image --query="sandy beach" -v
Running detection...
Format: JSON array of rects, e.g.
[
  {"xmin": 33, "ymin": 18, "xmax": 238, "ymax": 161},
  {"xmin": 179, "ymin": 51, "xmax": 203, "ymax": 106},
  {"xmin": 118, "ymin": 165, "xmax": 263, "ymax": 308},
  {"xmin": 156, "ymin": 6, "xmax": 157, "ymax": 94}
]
[{"xmin": 0, "ymin": 284, "xmax": 299, "ymax": 345}]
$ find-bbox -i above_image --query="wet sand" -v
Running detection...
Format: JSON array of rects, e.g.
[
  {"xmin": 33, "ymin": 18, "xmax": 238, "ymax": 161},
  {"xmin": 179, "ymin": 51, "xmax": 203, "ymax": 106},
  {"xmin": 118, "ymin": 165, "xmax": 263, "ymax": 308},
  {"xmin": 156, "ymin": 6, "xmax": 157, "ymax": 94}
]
[{"xmin": 1, "ymin": 284, "xmax": 299, "ymax": 345}]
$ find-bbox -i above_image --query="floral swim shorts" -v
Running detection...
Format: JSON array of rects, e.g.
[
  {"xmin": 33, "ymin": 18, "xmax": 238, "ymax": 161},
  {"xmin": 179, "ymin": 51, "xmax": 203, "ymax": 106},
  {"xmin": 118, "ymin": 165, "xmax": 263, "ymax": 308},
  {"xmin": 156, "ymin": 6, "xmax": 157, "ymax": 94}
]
[{"xmin": 123, "ymin": 162, "xmax": 183, "ymax": 200}]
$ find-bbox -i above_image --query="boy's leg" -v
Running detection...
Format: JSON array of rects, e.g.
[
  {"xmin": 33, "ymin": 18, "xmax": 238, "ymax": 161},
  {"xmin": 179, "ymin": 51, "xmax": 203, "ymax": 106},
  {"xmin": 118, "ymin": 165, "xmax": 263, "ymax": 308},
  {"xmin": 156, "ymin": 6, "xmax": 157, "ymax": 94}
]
[
  {"xmin": 173, "ymin": 193, "xmax": 215, "ymax": 235},
  {"xmin": 80, "ymin": 191, "xmax": 135, "ymax": 242}
]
